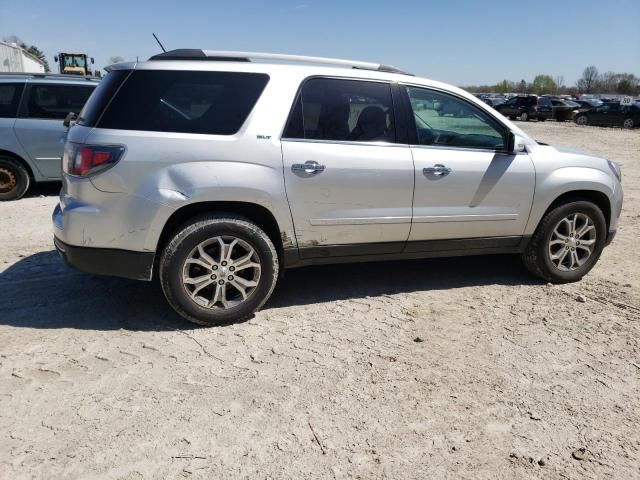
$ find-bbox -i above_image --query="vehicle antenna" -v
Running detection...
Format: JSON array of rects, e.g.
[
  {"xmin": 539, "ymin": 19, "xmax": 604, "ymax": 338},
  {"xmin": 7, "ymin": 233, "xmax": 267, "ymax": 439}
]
[{"xmin": 152, "ymin": 33, "xmax": 166, "ymax": 53}]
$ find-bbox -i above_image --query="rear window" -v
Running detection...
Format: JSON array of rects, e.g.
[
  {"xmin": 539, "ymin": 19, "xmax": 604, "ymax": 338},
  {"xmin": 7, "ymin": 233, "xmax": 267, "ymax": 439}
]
[
  {"xmin": 26, "ymin": 84, "xmax": 95, "ymax": 119},
  {"xmin": 77, "ymin": 70, "xmax": 129, "ymax": 126},
  {"xmin": 97, "ymin": 70, "xmax": 269, "ymax": 135},
  {"xmin": 0, "ymin": 83, "xmax": 24, "ymax": 118}
]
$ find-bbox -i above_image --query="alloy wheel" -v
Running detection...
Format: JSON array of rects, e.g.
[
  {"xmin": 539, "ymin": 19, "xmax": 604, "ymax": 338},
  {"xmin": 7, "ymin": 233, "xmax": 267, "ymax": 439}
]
[
  {"xmin": 182, "ymin": 236, "xmax": 261, "ymax": 309},
  {"xmin": 623, "ymin": 118, "xmax": 634, "ymax": 129},
  {"xmin": 548, "ymin": 213, "xmax": 596, "ymax": 271}
]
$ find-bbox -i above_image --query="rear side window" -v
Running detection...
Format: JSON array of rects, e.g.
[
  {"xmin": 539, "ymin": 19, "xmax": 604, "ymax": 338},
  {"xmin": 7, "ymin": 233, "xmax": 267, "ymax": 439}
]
[
  {"xmin": 97, "ymin": 70, "xmax": 269, "ymax": 135},
  {"xmin": 538, "ymin": 97, "xmax": 552, "ymax": 107},
  {"xmin": 77, "ymin": 70, "xmax": 129, "ymax": 126},
  {"xmin": 26, "ymin": 84, "xmax": 95, "ymax": 119},
  {"xmin": 0, "ymin": 83, "xmax": 24, "ymax": 118},
  {"xmin": 284, "ymin": 78, "xmax": 396, "ymax": 143}
]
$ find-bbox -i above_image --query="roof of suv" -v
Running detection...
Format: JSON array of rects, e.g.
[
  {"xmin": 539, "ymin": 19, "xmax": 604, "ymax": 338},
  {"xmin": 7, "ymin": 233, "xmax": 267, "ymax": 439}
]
[{"xmin": 106, "ymin": 48, "xmax": 472, "ymax": 97}]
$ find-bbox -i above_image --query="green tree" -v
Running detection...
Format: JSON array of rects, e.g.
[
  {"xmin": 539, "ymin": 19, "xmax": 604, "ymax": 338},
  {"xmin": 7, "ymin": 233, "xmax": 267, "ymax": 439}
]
[
  {"xmin": 494, "ymin": 79, "xmax": 514, "ymax": 93},
  {"xmin": 531, "ymin": 75, "xmax": 557, "ymax": 95}
]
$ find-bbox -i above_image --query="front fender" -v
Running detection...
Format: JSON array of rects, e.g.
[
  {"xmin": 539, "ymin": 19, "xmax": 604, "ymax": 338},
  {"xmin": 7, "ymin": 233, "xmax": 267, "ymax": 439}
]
[{"xmin": 524, "ymin": 166, "xmax": 616, "ymax": 235}]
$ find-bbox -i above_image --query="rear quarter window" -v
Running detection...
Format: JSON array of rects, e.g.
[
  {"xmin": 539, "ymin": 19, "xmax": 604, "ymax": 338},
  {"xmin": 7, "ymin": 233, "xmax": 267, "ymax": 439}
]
[
  {"xmin": 77, "ymin": 70, "xmax": 130, "ymax": 126},
  {"xmin": 97, "ymin": 70, "xmax": 269, "ymax": 135},
  {"xmin": 0, "ymin": 83, "xmax": 25, "ymax": 118}
]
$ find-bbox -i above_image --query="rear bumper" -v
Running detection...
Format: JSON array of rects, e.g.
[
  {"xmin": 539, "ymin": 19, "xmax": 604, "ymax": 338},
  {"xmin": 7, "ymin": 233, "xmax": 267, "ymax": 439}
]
[{"xmin": 54, "ymin": 236, "xmax": 154, "ymax": 281}]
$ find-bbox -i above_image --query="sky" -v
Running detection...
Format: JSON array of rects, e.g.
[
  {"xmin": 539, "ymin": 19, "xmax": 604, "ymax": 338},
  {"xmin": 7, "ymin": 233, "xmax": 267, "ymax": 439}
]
[{"xmin": 1, "ymin": 0, "xmax": 639, "ymax": 86}]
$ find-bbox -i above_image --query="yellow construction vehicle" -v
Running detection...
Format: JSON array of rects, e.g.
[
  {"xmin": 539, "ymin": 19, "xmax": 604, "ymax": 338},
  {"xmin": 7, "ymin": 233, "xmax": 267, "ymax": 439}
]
[{"xmin": 54, "ymin": 52, "xmax": 95, "ymax": 76}]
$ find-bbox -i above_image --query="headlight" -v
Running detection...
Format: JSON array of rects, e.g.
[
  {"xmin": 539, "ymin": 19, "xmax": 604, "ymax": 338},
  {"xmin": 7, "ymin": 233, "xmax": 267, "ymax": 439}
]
[{"xmin": 607, "ymin": 160, "xmax": 622, "ymax": 182}]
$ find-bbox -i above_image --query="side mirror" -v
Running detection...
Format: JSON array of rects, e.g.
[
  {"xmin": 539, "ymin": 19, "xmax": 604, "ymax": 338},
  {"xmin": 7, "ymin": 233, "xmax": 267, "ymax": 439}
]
[
  {"xmin": 91, "ymin": 57, "xmax": 95, "ymax": 64},
  {"xmin": 54, "ymin": 56, "xmax": 58, "ymax": 63},
  {"xmin": 507, "ymin": 132, "xmax": 525, "ymax": 154},
  {"xmin": 63, "ymin": 112, "xmax": 78, "ymax": 128}
]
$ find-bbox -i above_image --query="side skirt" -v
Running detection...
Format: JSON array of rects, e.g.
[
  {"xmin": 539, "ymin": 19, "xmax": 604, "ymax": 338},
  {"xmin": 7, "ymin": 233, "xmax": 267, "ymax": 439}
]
[{"xmin": 283, "ymin": 235, "xmax": 530, "ymax": 268}]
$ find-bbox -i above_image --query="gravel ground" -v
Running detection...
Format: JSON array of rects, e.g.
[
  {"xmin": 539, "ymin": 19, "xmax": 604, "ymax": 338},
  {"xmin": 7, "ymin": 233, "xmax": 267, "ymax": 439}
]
[{"xmin": 0, "ymin": 122, "xmax": 638, "ymax": 479}]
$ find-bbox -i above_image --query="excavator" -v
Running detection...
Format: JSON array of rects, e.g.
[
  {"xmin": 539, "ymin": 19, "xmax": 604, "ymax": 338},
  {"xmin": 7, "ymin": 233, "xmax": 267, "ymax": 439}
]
[{"xmin": 54, "ymin": 52, "xmax": 95, "ymax": 76}]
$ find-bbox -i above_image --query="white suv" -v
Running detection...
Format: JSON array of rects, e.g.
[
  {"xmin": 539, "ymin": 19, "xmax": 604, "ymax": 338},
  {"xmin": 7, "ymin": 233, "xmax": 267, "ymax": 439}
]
[{"xmin": 53, "ymin": 49, "xmax": 623, "ymax": 326}]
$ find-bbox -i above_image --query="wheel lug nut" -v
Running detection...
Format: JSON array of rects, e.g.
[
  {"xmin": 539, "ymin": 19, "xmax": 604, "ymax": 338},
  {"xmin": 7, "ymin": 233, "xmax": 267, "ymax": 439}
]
[
  {"xmin": 221, "ymin": 261, "xmax": 227, "ymax": 266},
  {"xmin": 211, "ymin": 274, "xmax": 216, "ymax": 279},
  {"xmin": 219, "ymin": 280, "xmax": 224, "ymax": 285},
  {"xmin": 229, "ymin": 266, "xmax": 235, "ymax": 271},
  {"xmin": 213, "ymin": 265, "xmax": 218, "ymax": 270},
  {"xmin": 228, "ymin": 275, "xmax": 234, "ymax": 281}
]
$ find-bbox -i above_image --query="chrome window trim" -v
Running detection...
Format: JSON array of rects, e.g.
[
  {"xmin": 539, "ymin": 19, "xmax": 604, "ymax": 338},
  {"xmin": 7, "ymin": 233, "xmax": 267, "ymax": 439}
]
[
  {"xmin": 281, "ymin": 137, "xmax": 409, "ymax": 148},
  {"xmin": 409, "ymin": 143, "xmax": 521, "ymax": 155}
]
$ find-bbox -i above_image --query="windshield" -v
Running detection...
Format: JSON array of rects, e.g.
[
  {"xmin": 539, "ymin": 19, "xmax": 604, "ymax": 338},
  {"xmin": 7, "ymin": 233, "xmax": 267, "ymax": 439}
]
[{"xmin": 64, "ymin": 55, "xmax": 86, "ymax": 68}]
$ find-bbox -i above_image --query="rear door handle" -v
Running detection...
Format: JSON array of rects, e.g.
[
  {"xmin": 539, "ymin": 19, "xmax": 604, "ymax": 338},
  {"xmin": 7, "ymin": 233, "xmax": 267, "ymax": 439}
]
[
  {"xmin": 292, "ymin": 161, "xmax": 326, "ymax": 174},
  {"xmin": 423, "ymin": 164, "xmax": 451, "ymax": 177}
]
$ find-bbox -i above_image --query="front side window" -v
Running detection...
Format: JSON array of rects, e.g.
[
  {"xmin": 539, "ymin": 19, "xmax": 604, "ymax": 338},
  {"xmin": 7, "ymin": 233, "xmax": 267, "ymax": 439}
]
[
  {"xmin": 284, "ymin": 78, "xmax": 396, "ymax": 143},
  {"xmin": 0, "ymin": 83, "xmax": 24, "ymax": 118},
  {"xmin": 97, "ymin": 70, "xmax": 269, "ymax": 135},
  {"xmin": 26, "ymin": 84, "xmax": 95, "ymax": 120},
  {"xmin": 405, "ymin": 87, "xmax": 505, "ymax": 150}
]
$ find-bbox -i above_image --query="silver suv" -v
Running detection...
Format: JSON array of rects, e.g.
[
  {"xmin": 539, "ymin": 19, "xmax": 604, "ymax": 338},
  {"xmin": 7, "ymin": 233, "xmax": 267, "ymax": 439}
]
[
  {"xmin": 0, "ymin": 73, "xmax": 98, "ymax": 200},
  {"xmin": 53, "ymin": 50, "xmax": 623, "ymax": 326}
]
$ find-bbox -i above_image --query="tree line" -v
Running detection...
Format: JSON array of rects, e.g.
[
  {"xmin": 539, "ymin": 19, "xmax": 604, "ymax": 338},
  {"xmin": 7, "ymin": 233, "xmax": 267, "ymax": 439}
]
[{"xmin": 464, "ymin": 66, "xmax": 640, "ymax": 96}]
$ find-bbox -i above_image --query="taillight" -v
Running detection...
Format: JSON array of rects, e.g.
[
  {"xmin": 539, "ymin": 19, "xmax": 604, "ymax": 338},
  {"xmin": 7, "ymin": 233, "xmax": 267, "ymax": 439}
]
[{"xmin": 63, "ymin": 142, "xmax": 125, "ymax": 177}]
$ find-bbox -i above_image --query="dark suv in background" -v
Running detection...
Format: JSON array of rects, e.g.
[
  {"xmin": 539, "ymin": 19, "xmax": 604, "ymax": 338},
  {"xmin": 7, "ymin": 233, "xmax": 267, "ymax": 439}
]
[{"xmin": 495, "ymin": 95, "xmax": 553, "ymax": 121}]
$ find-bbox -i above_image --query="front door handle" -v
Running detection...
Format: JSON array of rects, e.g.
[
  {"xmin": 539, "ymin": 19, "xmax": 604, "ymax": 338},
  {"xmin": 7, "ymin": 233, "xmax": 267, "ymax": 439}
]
[
  {"xmin": 292, "ymin": 161, "xmax": 326, "ymax": 174},
  {"xmin": 423, "ymin": 164, "xmax": 451, "ymax": 177}
]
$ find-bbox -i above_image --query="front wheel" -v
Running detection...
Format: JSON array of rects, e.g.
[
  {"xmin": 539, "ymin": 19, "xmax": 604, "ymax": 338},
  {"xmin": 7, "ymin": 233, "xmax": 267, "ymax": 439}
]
[
  {"xmin": 0, "ymin": 156, "xmax": 30, "ymax": 201},
  {"xmin": 159, "ymin": 215, "xmax": 279, "ymax": 326},
  {"xmin": 521, "ymin": 201, "xmax": 607, "ymax": 283},
  {"xmin": 622, "ymin": 117, "xmax": 635, "ymax": 129},
  {"xmin": 575, "ymin": 115, "xmax": 589, "ymax": 126},
  {"xmin": 520, "ymin": 111, "xmax": 529, "ymax": 121}
]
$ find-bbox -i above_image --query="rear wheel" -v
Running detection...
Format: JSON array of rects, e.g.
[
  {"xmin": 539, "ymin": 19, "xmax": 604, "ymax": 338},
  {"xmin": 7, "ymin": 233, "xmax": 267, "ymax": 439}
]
[
  {"xmin": 538, "ymin": 117, "xmax": 546, "ymax": 122},
  {"xmin": 0, "ymin": 156, "xmax": 30, "ymax": 201},
  {"xmin": 159, "ymin": 215, "xmax": 279, "ymax": 326},
  {"xmin": 622, "ymin": 117, "xmax": 635, "ymax": 129},
  {"xmin": 508, "ymin": 115, "xmax": 516, "ymax": 120},
  {"xmin": 521, "ymin": 201, "xmax": 606, "ymax": 283},
  {"xmin": 575, "ymin": 114, "xmax": 589, "ymax": 126},
  {"xmin": 520, "ymin": 111, "xmax": 529, "ymax": 121}
]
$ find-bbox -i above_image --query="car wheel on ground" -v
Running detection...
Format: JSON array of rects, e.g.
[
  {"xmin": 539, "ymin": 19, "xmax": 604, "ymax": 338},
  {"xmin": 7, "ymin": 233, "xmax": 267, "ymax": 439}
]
[
  {"xmin": 520, "ymin": 111, "xmax": 529, "ymax": 121},
  {"xmin": 508, "ymin": 115, "xmax": 516, "ymax": 120},
  {"xmin": 521, "ymin": 200, "xmax": 606, "ymax": 284},
  {"xmin": 159, "ymin": 215, "xmax": 279, "ymax": 326},
  {"xmin": 623, "ymin": 117, "xmax": 635, "ymax": 129},
  {"xmin": 538, "ymin": 117, "xmax": 546, "ymax": 122},
  {"xmin": 575, "ymin": 115, "xmax": 589, "ymax": 126},
  {"xmin": 0, "ymin": 156, "xmax": 30, "ymax": 201}
]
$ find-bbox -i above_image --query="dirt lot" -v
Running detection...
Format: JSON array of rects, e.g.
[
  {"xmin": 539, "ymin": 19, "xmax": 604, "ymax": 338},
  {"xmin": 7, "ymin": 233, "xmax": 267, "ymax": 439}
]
[{"xmin": 0, "ymin": 122, "xmax": 638, "ymax": 479}]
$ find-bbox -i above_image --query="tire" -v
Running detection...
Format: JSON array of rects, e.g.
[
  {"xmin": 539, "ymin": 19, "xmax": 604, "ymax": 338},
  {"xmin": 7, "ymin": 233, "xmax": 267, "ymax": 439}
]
[
  {"xmin": 0, "ymin": 156, "xmax": 30, "ymax": 201},
  {"xmin": 622, "ymin": 117, "xmax": 635, "ymax": 129},
  {"xmin": 521, "ymin": 201, "xmax": 607, "ymax": 283},
  {"xmin": 520, "ymin": 111, "xmax": 529, "ymax": 121},
  {"xmin": 575, "ymin": 115, "xmax": 589, "ymax": 126},
  {"xmin": 538, "ymin": 117, "xmax": 546, "ymax": 122},
  {"xmin": 159, "ymin": 215, "xmax": 279, "ymax": 326},
  {"xmin": 508, "ymin": 115, "xmax": 516, "ymax": 120}
]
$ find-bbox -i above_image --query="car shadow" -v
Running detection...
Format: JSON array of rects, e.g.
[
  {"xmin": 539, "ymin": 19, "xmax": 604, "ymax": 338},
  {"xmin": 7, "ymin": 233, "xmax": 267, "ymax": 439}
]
[
  {"xmin": 24, "ymin": 182, "xmax": 61, "ymax": 198},
  {"xmin": 0, "ymin": 250, "xmax": 540, "ymax": 331}
]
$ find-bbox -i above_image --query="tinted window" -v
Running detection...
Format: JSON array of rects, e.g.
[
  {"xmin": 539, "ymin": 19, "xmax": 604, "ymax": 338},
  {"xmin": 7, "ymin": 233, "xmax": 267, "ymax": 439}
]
[
  {"xmin": 98, "ymin": 70, "xmax": 269, "ymax": 135},
  {"xmin": 406, "ymin": 87, "xmax": 505, "ymax": 150},
  {"xmin": 538, "ymin": 98, "xmax": 552, "ymax": 107},
  {"xmin": 284, "ymin": 78, "xmax": 395, "ymax": 143},
  {"xmin": 77, "ymin": 70, "xmax": 129, "ymax": 126},
  {"xmin": 26, "ymin": 84, "xmax": 95, "ymax": 119},
  {"xmin": 0, "ymin": 83, "xmax": 24, "ymax": 118}
]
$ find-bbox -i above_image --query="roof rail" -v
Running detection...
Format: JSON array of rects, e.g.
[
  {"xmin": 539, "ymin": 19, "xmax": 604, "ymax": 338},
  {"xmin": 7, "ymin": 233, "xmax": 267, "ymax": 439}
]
[
  {"xmin": 0, "ymin": 72, "xmax": 99, "ymax": 81},
  {"xmin": 148, "ymin": 49, "xmax": 413, "ymax": 75}
]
